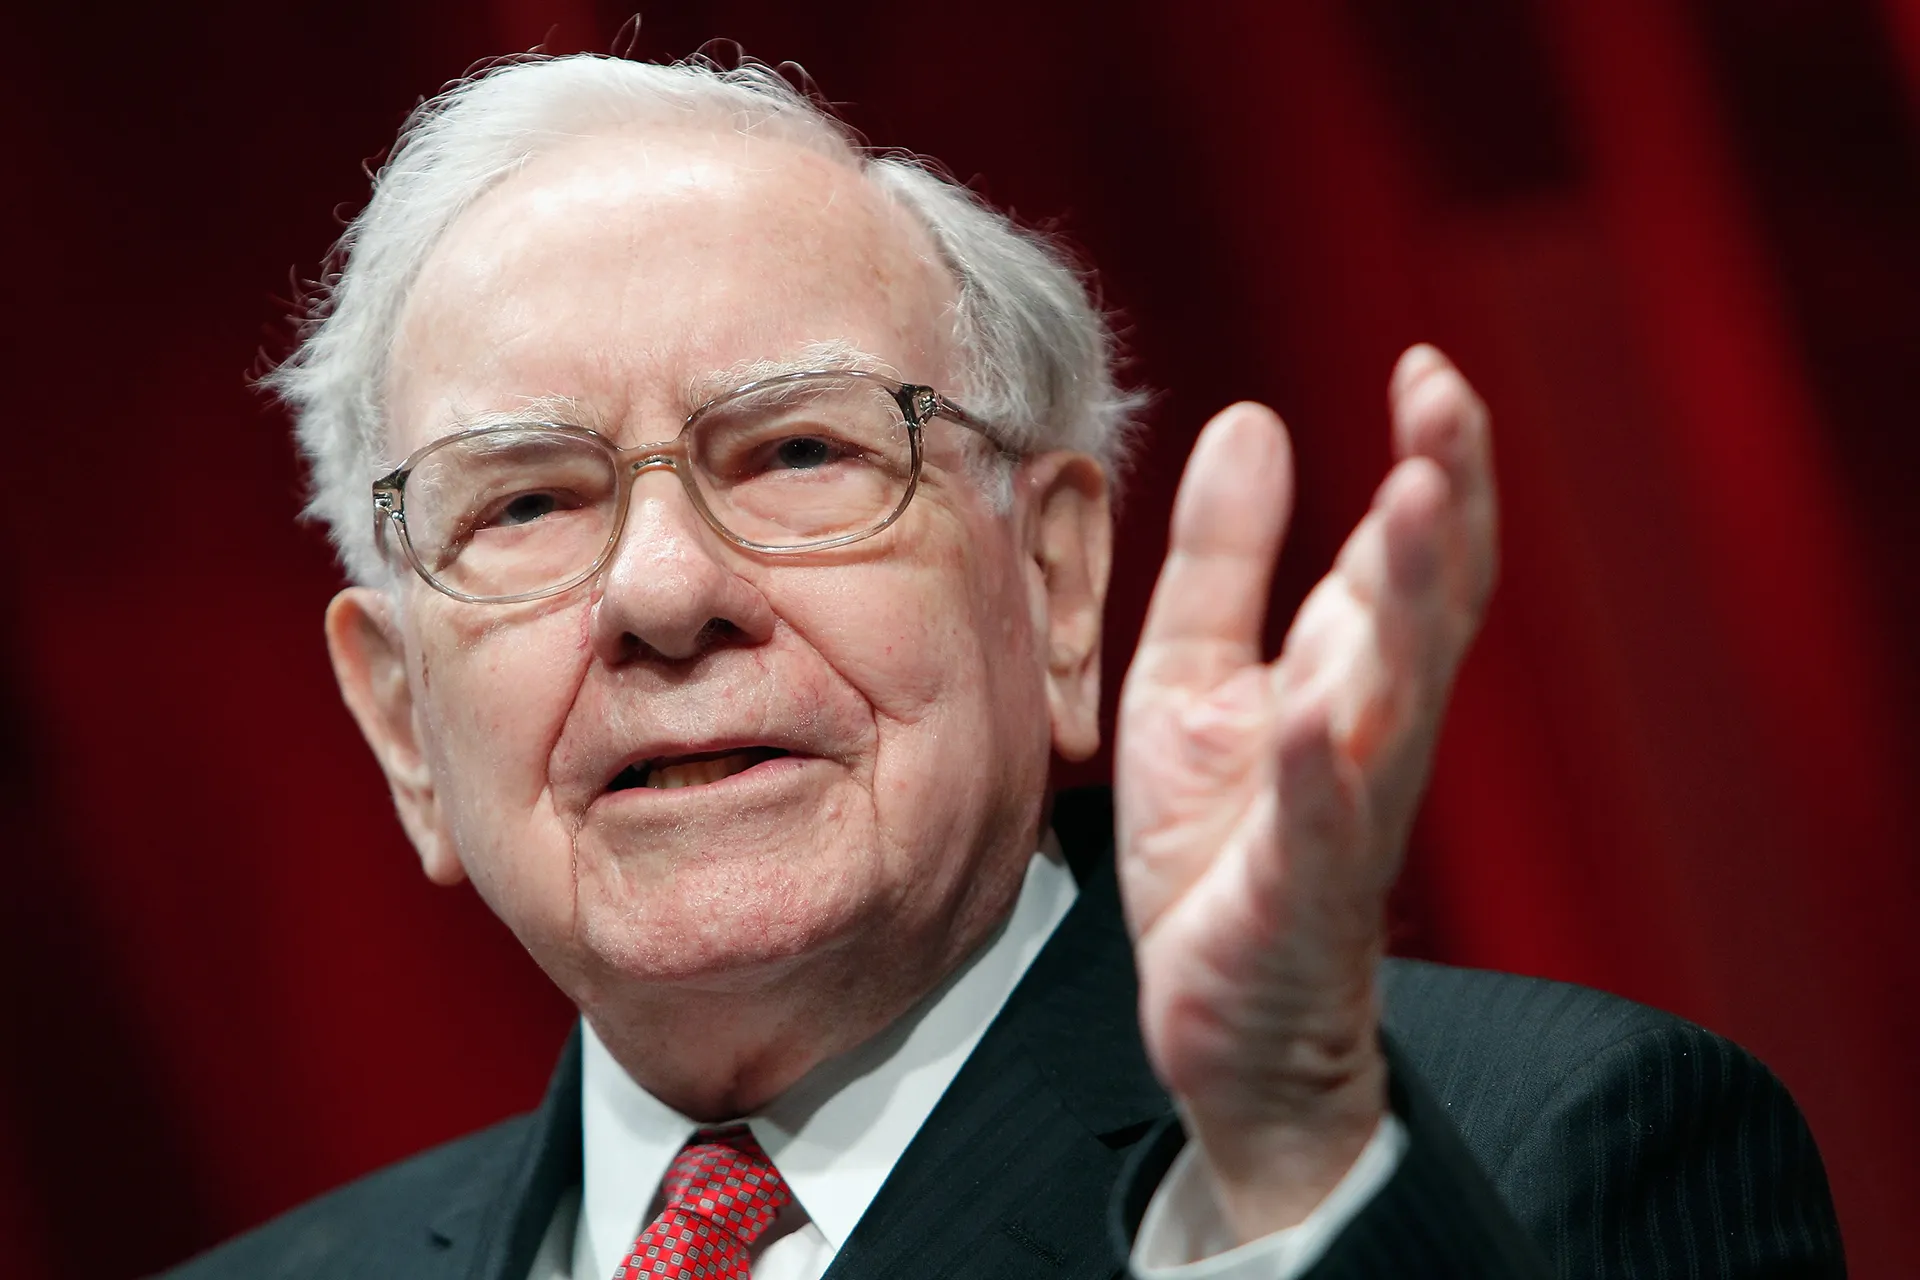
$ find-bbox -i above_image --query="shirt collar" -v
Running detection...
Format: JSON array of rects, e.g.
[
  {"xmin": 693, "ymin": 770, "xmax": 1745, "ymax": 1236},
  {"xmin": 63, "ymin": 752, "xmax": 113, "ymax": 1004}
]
[{"xmin": 578, "ymin": 843, "xmax": 1079, "ymax": 1280}]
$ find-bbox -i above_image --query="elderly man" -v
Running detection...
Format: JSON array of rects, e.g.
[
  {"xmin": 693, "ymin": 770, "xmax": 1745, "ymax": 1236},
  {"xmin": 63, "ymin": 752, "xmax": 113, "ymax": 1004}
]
[{"xmin": 168, "ymin": 51, "xmax": 1840, "ymax": 1280}]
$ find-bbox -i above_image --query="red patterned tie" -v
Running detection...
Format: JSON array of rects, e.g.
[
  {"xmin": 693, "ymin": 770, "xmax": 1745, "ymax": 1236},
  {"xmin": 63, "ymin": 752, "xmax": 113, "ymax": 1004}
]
[{"xmin": 613, "ymin": 1124, "xmax": 793, "ymax": 1280}]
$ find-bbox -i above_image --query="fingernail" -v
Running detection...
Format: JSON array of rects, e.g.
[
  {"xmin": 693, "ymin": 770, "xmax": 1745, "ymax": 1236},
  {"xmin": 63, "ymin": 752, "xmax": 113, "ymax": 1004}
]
[
  {"xmin": 1392, "ymin": 344, "xmax": 1447, "ymax": 399},
  {"xmin": 1398, "ymin": 373, "xmax": 1470, "ymax": 472}
]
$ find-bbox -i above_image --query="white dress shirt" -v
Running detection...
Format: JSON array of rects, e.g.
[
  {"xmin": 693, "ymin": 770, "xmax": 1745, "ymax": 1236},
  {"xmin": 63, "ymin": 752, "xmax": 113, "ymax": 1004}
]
[{"xmin": 526, "ymin": 846, "xmax": 1404, "ymax": 1280}]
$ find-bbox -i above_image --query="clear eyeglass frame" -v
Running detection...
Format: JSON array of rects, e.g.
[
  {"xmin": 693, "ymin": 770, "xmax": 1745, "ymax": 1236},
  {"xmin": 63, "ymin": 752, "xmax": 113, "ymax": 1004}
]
[{"xmin": 370, "ymin": 369, "xmax": 993, "ymax": 605}]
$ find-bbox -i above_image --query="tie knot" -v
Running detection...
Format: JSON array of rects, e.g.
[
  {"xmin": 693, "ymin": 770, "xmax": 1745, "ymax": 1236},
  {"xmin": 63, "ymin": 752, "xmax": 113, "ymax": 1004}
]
[{"xmin": 657, "ymin": 1124, "xmax": 792, "ymax": 1248}]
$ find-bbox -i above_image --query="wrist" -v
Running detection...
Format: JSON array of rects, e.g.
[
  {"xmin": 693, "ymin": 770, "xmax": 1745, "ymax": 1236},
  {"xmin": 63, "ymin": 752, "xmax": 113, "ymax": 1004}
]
[{"xmin": 1180, "ymin": 1038, "xmax": 1388, "ymax": 1242}]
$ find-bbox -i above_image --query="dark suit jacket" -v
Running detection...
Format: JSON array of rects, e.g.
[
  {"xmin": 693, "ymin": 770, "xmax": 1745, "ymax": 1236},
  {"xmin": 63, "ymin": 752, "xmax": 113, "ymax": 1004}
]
[{"xmin": 162, "ymin": 790, "xmax": 1845, "ymax": 1279}]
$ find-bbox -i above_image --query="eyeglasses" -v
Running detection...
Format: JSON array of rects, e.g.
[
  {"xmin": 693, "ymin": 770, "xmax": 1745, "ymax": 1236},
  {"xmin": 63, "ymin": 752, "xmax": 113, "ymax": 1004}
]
[{"xmin": 371, "ymin": 369, "xmax": 992, "ymax": 604}]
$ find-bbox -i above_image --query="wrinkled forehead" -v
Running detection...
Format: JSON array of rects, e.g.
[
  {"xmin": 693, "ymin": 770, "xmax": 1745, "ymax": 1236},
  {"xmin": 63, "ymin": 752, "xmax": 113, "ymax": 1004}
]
[{"xmin": 385, "ymin": 126, "xmax": 962, "ymax": 455}]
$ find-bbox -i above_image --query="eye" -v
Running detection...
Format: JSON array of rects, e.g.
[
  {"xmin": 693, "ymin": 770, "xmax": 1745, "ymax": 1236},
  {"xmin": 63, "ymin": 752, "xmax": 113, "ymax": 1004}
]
[
  {"xmin": 772, "ymin": 436, "xmax": 836, "ymax": 470},
  {"xmin": 494, "ymin": 491, "xmax": 562, "ymax": 526},
  {"xmin": 471, "ymin": 488, "xmax": 588, "ymax": 534}
]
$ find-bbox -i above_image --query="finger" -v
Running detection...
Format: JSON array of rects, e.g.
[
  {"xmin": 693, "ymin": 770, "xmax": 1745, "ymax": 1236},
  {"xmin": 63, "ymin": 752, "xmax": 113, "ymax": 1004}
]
[
  {"xmin": 1379, "ymin": 457, "xmax": 1452, "ymax": 604},
  {"xmin": 1281, "ymin": 463, "xmax": 1448, "ymax": 770},
  {"xmin": 1367, "ymin": 460, "xmax": 1455, "ymax": 751},
  {"xmin": 1245, "ymin": 697, "xmax": 1373, "ymax": 913},
  {"xmin": 1388, "ymin": 345, "xmax": 1498, "ymax": 611},
  {"xmin": 1390, "ymin": 345, "xmax": 1487, "ymax": 474},
  {"xmin": 1134, "ymin": 402, "xmax": 1295, "ymax": 688}
]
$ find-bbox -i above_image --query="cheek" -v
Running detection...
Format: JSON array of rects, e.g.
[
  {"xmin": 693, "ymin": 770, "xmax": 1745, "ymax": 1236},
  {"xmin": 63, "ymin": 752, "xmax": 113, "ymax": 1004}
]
[
  {"xmin": 784, "ymin": 515, "xmax": 1033, "ymax": 725},
  {"xmin": 791, "ymin": 573, "xmax": 960, "ymax": 717},
  {"xmin": 774, "ymin": 514, "xmax": 1049, "ymax": 812},
  {"xmin": 413, "ymin": 601, "xmax": 593, "ymax": 816}
]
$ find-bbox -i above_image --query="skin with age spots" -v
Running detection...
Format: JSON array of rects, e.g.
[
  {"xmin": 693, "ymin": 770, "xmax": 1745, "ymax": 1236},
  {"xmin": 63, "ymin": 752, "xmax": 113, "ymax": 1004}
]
[
  {"xmin": 326, "ymin": 105, "xmax": 1503, "ymax": 1247},
  {"xmin": 325, "ymin": 126, "xmax": 1113, "ymax": 1120}
]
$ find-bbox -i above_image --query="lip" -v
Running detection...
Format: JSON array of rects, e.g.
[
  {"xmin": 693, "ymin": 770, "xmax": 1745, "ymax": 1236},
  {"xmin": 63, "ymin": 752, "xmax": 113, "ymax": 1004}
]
[
  {"xmin": 598, "ymin": 738, "xmax": 816, "ymax": 794},
  {"xmin": 591, "ymin": 750, "xmax": 817, "ymax": 809}
]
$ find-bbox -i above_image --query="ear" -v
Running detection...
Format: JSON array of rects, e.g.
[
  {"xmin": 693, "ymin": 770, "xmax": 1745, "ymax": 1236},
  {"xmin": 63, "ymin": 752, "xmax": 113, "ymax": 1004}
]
[
  {"xmin": 1017, "ymin": 452, "xmax": 1112, "ymax": 762},
  {"xmin": 324, "ymin": 587, "xmax": 466, "ymax": 886}
]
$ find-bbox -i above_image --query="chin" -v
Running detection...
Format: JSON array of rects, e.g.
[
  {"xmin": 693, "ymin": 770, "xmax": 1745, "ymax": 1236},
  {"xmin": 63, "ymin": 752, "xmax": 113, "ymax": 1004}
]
[{"xmin": 565, "ymin": 833, "xmax": 888, "ymax": 992}]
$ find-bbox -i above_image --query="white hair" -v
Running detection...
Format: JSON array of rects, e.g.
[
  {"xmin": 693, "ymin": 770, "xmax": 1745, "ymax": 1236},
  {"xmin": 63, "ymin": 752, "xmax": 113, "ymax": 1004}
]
[{"xmin": 264, "ymin": 53, "xmax": 1143, "ymax": 586}]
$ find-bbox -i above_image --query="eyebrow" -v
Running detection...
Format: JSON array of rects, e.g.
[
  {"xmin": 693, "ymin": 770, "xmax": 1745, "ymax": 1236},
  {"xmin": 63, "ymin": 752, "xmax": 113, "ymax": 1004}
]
[
  {"xmin": 685, "ymin": 340, "xmax": 898, "ymax": 404},
  {"xmin": 447, "ymin": 395, "xmax": 602, "ymax": 431},
  {"xmin": 425, "ymin": 340, "xmax": 901, "ymax": 446}
]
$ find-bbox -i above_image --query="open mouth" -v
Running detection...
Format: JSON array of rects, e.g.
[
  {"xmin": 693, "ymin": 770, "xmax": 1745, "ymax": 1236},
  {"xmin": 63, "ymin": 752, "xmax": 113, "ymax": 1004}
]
[{"xmin": 608, "ymin": 747, "xmax": 791, "ymax": 792}]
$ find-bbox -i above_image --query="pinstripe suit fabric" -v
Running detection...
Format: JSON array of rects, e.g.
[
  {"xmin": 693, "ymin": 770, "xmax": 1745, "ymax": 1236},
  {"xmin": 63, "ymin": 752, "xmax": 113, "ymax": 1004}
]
[
  {"xmin": 1113, "ymin": 960, "xmax": 1844, "ymax": 1279},
  {"xmin": 161, "ymin": 792, "xmax": 1843, "ymax": 1279}
]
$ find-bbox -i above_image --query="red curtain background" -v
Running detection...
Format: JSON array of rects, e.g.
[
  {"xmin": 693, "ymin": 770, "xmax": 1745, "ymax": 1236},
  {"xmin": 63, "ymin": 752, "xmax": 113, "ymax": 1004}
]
[{"xmin": 4, "ymin": 2, "xmax": 1917, "ymax": 1276}]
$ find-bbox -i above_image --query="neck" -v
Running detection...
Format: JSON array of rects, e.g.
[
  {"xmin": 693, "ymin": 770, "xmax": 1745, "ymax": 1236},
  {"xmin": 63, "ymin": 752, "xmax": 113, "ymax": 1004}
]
[{"xmin": 577, "ymin": 858, "xmax": 1030, "ymax": 1120}]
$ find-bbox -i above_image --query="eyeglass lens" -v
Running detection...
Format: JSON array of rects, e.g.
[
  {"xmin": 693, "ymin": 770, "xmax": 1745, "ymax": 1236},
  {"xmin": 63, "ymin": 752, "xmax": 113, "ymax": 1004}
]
[{"xmin": 399, "ymin": 373, "xmax": 917, "ymax": 600}]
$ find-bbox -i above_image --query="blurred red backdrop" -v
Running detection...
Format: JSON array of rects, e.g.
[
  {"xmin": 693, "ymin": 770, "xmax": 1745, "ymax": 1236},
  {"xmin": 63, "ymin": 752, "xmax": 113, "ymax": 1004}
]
[{"xmin": 3, "ymin": 1, "xmax": 1917, "ymax": 1276}]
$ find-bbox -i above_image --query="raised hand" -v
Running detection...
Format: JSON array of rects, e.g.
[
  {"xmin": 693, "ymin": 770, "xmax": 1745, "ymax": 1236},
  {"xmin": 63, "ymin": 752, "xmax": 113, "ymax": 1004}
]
[{"xmin": 1115, "ymin": 345, "xmax": 1498, "ymax": 1239}]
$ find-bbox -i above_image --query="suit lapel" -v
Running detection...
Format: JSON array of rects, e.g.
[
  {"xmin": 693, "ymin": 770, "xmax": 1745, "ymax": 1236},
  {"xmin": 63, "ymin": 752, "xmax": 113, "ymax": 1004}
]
[
  {"xmin": 825, "ymin": 790, "xmax": 1170, "ymax": 1280},
  {"xmin": 411, "ymin": 790, "xmax": 1158, "ymax": 1280},
  {"xmin": 424, "ymin": 1027, "xmax": 583, "ymax": 1280}
]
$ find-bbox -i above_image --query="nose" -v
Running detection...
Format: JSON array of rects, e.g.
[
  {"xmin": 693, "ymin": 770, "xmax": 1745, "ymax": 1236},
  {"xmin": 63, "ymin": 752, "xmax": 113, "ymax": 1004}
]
[{"xmin": 587, "ymin": 466, "xmax": 776, "ymax": 665}]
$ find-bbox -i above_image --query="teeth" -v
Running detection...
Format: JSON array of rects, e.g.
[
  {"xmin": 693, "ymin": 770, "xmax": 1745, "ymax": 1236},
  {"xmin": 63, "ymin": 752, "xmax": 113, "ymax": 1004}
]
[{"xmin": 644, "ymin": 751, "xmax": 768, "ymax": 790}]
